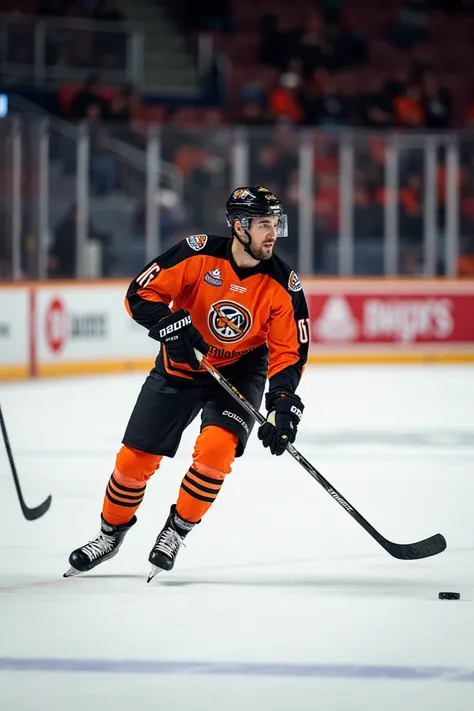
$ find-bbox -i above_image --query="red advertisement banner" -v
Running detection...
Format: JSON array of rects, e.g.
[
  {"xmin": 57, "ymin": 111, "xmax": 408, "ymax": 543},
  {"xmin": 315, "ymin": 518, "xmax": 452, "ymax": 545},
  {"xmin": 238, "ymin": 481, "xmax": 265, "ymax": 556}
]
[{"xmin": 307, "ymin": 292, "xmax": 474, "ymax": 344}]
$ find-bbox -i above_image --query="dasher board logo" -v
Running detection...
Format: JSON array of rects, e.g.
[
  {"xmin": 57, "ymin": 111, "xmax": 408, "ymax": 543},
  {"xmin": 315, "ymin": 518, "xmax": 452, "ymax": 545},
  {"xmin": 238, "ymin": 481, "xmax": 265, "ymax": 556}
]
[
  {"xmin": 288, "ymin": 271, "xmax": 302, "ymax": 293},
  {"xmin": 315, "ymin": 295, "xmax": 359, "ymax": 342},
  {"xmin": 204, "ymin": 268, "xmax": 223, "ymax": 287},
  {"xmin": 45, "ymin": 297, "xmax": 108, "ymax": 354},
  {"xmin": 186, "ymin": 234, "xmax": 208, "ymax": 251},
  {"xmin": 208, "ymin": 300, "xmax": 252, "ymax": 344}
]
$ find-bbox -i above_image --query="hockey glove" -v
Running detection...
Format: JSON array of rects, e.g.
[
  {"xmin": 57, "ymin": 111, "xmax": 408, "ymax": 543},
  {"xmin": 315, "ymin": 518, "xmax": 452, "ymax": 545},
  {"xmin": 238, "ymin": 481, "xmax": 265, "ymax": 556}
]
[
  {"xmin": 257, "ymin": 391, "xmax": 304, "ymax": 456},
  {"xmin": 149, "ymin": 309, "xmax": 209, "ymax": 370}
]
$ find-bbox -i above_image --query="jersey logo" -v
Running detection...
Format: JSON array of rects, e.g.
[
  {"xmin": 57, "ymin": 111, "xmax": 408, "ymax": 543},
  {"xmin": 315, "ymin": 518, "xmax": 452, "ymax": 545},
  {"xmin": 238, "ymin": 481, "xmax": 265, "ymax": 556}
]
[
  {"xmin": 204, "ymin": 268, "xmax": 223, "ymax": 287},
  {"xmin": 186, "ymin": 234, "xmax": 208, "ymax": 251},
  {"xmin": 288, "ymin": 270, "xmax": 302, "ymax": 293},
  {"xmin": 230, "ymin": 283, "xmax": 247, "ymax": 294},
  {"xmin": 208, "ymin": 300, "xmax": 252, "ymax": 344}
]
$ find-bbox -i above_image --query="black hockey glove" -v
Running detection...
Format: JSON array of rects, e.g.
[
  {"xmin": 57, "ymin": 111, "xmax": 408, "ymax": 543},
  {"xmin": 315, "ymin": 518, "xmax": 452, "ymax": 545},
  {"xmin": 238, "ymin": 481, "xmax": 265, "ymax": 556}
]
[
  {"xmin": 148, "ymin": 309, "xmax": 209, "ymax": 370},
  {"xmin": 258, "ymin": 391, "xmax": 304, "ymax": 456}
]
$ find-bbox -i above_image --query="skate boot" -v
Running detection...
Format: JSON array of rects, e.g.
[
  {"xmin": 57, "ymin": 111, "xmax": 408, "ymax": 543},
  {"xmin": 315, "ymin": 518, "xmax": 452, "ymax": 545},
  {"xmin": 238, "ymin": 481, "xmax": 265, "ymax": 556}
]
[
  {"xmin": 147, "ymin": 505, "xmax": 196, "ymax": 582},
  {"xmin": 64, "ymin": 515, "xmax": 137, "ymax": 577}
]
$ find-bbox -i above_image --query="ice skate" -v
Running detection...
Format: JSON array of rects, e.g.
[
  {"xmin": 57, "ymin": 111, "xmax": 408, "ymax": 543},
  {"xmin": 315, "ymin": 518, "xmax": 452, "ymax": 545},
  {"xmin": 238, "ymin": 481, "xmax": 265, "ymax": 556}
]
[
  {"xmin": 64, "ymin": 515, "xmax": 137, "ymax": 577},
  {"xmin": 147, "ymin": 505, "xmax": 196, "ymax": 582}
]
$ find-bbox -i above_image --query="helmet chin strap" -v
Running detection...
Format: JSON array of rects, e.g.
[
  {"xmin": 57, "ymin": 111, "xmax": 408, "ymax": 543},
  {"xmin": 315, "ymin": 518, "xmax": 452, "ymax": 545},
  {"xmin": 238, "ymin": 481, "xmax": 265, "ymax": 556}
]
[{"xmin": 232, "ymin": 223, "xmax": 260, "ymax": 261}]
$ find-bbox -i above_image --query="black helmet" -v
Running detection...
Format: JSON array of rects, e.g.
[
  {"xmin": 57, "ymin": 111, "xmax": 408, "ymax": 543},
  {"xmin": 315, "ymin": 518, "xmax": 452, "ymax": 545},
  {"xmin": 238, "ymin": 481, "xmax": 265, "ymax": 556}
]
[{"xmin": 225, "ymin": 185, "xmax": 288, "ymax": 238}]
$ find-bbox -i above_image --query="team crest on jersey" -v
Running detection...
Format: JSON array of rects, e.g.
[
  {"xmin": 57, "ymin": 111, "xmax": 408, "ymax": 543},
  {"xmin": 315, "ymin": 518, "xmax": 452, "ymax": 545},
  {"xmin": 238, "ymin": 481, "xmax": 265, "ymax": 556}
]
[
  {"xmin": 232, "ymin": 188, "xmax": 253, "ymax": 200},
  {"xmin": 288, "ymin": 270, "xmax": 302, "ymax": 292},
  {"xmin": 208, "ymin": 300, "xmax": 252, "ymax": 344},
  {"xmin": 204, "ymin": 268, "xmax": 223, "ymax": 287},
  {"xmin": 186, "ymin": 234, "xmax": 208, "ymax": 251}
]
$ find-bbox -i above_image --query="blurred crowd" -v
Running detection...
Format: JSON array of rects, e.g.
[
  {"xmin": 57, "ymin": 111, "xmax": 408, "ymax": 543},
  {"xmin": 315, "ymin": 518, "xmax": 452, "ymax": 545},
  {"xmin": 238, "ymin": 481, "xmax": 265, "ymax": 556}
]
[
  {"xmin": 238, "ymin": 6, "xmax": 457, "ymax": 130},
  {"xmin": 2, "ymin": 0, "xmax": 474, "ymax": 278}
]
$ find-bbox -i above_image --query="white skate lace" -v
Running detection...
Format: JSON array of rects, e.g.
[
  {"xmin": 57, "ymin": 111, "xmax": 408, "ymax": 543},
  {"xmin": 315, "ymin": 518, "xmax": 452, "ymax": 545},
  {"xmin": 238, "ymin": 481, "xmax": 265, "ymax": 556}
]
[
  {"xmin": 153, "ymin": 528, "xmax": 183, "ymax": 559},
  {"xmin": 81, "ymin": 532, "xmax": 116, "ymax": 562}
]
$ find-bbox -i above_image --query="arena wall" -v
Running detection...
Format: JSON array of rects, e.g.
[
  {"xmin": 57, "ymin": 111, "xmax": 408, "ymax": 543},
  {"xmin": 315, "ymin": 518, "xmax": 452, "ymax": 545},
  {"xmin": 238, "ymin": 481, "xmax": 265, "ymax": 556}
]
[{"xmin": 1, "ymin": 279, "xmax": 473, "ymax": 380}]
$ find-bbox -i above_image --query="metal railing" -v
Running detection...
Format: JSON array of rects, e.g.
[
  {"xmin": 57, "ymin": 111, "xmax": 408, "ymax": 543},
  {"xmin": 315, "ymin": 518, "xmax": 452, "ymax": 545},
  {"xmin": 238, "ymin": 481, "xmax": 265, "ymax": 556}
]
[
  {"xmin": 0, "ymin": 14, "xmax": 144, "ymax": 87},
  {"xmin": 0, "ymin": 119, "xmax": 471, "ymax": 281}
]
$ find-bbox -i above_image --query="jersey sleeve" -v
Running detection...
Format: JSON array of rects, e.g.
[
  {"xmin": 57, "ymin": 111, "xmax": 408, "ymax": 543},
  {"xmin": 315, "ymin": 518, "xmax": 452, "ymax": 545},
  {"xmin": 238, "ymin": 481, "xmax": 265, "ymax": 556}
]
[
  {"xmin": 267, "ymin": 285, "xmax": 310, "ymax": 394},
  {"xmin": 125, "ymin": 240, "xmax": 194, "ymax": 328}
]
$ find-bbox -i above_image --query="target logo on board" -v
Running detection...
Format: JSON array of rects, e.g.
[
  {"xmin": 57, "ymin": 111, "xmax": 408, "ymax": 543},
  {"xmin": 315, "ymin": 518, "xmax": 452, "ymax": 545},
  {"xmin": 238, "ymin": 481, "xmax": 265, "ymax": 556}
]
[{"xmin": 45, "ymin": 298, "xmax": 68, "ymax": 353}]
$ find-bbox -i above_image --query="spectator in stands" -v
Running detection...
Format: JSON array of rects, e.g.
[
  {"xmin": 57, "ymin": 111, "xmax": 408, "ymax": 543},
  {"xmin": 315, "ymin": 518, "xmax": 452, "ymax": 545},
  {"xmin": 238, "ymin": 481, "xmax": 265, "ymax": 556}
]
[
  {"xmin": 105, "ymin": 85, "xmax": 142, "ymax": 146},
  {"xmin": 394, "ymin": 83, "xmax": 425, "ymax": 128},
  {"xmin": 385, "ymin": 69, "xmax": 409, "ymax": 105},
  {"xmin": 421, "ymin": 71, "xmax": 452, "ymax": 128},
  {"xmin": 358, "ymin": 75, "xmax": 393, "ymax": 128},
  {"xmin": 311, "ymin": 74, "xmax": 352, "ymax": 128},
  {"xmin": 70, "ymin": 74, "xmax": 110, "ymax": 119},
  {"xmin": 269, "ymin": 74, "xmax": 304, "ymax": 123}
]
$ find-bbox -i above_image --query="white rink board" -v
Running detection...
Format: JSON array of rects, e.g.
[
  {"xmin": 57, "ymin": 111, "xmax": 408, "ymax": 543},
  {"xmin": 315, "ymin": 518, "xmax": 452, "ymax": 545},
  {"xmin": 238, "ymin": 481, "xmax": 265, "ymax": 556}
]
[
  {"xmin": 0, "ymin": 289, "xmax": 29, "ymax": 367},
  {"xmin": 35, "ymin": 285, "xmax": 158, "ymax": 364}
]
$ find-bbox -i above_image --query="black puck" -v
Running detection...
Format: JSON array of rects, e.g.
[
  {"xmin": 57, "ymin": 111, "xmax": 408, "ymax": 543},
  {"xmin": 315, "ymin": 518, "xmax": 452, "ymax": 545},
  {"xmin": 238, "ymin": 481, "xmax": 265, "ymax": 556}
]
[{"xmin": 438, "ymin": 592, "xmax": 460, "ymax": 600}]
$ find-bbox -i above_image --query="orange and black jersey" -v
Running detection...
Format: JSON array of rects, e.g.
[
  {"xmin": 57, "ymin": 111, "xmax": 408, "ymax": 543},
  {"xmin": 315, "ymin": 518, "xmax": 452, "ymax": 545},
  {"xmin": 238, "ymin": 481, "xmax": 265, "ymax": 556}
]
[{"xmin": 126, "ymin": 234, "xmax": 309, "ymax": 393}]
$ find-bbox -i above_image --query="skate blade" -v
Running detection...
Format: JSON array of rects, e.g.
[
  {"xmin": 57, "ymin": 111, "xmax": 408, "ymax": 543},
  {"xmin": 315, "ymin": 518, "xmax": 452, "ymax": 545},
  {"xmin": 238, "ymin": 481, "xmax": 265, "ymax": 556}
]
[
  {"xmin": 63, "ymin": 567, "xmax": 82, "ymax": 578},
  {"xmin": 147, "ymin": 565, "xmax": 164, "ymax": 583}
]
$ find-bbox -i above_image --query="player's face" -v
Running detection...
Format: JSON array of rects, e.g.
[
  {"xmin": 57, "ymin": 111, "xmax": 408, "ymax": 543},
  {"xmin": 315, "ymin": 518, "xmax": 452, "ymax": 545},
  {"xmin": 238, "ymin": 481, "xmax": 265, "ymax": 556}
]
[{"xmin": 246, "ymin": 217, "xmax": 279, "ymax": 260}]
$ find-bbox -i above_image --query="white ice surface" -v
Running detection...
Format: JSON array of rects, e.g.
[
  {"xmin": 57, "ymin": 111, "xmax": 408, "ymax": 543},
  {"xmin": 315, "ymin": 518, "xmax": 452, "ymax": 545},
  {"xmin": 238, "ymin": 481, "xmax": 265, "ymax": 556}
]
[{"xmin": 0, "ymin": 365, "xmax": 473, "ymax": 711}]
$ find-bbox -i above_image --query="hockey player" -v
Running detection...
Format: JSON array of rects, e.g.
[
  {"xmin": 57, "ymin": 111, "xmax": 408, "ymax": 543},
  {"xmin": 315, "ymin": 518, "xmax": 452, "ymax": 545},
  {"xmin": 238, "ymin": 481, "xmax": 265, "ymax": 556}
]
[{"xmin": 64, "ymin": 185, "xmax": 309, "ymax": 580}]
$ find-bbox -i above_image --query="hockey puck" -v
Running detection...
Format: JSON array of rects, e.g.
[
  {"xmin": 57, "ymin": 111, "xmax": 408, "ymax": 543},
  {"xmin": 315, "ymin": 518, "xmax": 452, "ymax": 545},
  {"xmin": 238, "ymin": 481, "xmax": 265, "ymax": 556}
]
[{"xmin": 438, "ymin": 592, "xmax": 460, "ymax": 600}]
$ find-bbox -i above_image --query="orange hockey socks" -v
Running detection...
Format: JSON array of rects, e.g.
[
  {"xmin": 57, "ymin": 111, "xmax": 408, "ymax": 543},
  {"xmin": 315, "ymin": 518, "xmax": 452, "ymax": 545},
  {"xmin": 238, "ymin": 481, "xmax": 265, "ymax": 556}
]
[
  {"xmin": 176, "ymin": 426, "xmax": 238, "ymax": 523},
  {"xmin": 102, "ymin": 445, "xmax": 162, "ymax": 525}
]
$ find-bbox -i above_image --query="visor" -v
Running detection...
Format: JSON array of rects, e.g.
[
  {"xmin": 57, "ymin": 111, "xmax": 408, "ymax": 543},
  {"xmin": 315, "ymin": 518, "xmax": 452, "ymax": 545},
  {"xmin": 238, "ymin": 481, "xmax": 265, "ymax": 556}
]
[{"xmin": 230, "ymin": 213, "xmax": 289, "ymax": 238}]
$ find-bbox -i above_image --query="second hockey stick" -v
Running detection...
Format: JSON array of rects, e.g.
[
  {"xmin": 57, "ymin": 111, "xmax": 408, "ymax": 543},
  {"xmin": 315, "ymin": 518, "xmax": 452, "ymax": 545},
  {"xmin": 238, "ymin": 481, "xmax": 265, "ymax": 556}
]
[
  {"xmin": 0, "ymin": 404, "xmax": 52, "ymax": 521},
  {"xmin": 196, "ymin": 352, "xmax": 446, "ymax": 561}
]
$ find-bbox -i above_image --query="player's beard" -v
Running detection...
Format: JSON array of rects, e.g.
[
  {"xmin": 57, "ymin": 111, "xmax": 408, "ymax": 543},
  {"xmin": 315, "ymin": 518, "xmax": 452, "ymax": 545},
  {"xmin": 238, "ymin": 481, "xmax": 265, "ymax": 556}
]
[{"xmin": 252, "ymin": 241, "xmax": 275, "ymax": 261}]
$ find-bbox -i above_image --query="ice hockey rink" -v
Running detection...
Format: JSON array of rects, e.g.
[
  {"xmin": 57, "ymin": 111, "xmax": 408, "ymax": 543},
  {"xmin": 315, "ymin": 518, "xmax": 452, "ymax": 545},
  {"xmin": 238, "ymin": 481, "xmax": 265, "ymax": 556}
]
[{"xmin": 0, "ymin": 364, "xmax": 473, "ymax": 711}]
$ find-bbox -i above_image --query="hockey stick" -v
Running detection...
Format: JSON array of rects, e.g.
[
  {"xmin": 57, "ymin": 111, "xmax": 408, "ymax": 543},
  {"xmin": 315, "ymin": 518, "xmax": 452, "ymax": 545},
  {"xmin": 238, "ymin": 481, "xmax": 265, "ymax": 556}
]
[
  {"xmin": 0, "ymin": 404, "xmax": 52, "ymax": 521},
  {"xmin": 196, "ymin": 352, "xmax": 446, "ymax": 560}
]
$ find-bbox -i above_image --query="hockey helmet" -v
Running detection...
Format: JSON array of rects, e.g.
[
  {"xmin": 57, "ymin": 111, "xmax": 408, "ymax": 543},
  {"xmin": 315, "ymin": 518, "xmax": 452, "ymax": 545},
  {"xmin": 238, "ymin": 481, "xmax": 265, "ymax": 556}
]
[{"xmin": 225, "ymin": 185, "xmax": 288, "ymax": 237}]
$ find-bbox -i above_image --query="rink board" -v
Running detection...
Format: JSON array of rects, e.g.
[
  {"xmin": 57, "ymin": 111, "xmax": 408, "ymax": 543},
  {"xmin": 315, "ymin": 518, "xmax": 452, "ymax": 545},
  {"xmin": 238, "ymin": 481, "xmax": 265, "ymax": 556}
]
[{"xmin": 0, "ymin": 278, "xmax": 473, "ymax": 379}]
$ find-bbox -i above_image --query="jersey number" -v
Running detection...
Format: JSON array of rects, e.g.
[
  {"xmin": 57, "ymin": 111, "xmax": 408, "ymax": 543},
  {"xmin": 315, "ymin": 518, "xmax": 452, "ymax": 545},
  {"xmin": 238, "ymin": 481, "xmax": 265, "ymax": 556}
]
[
  {"xmin": 298, "ymin": 318, "xmax": 310, "ymax": 344},
  {"xmin": 137, "ymin": 263, "xmax": 160, "ymax": 288}
]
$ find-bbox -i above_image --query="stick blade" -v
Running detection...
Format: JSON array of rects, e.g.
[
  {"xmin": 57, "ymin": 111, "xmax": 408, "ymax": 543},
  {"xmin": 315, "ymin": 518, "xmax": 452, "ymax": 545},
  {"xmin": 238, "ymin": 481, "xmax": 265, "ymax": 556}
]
[
  {"xmin": 383, "ymin": 533, "xmax": 447, "ymax": 560},
  {"xmin": 21, "ymin": 495, "xmax": 52, "ymax": 521}
]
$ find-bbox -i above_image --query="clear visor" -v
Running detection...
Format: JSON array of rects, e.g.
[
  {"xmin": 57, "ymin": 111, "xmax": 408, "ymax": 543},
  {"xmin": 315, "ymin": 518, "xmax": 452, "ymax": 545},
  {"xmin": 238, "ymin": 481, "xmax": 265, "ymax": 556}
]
[{"xmin": 230, "ymin": 213, "xmax": 289, "ymax": 238}]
